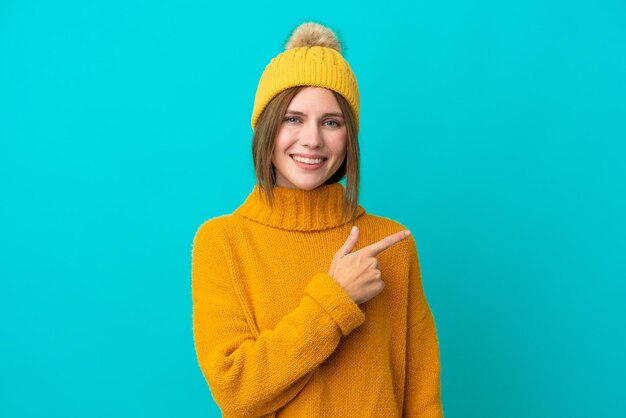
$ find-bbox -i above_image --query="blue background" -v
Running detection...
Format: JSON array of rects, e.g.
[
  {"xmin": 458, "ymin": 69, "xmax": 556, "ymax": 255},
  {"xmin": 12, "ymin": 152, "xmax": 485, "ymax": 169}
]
[{"xmin": 1, "ymin": 1, "xmax": 625, "ymax": 417}]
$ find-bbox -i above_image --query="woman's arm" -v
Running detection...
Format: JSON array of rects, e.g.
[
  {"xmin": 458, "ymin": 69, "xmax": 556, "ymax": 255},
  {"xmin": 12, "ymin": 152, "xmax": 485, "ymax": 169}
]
[
  {"xmin": 192, "ymin": 222, "xmax": 365, "ymax": 417},
  {"xmin": 403, "ymin": 236, "xmax": 444, "ymax": 417}
]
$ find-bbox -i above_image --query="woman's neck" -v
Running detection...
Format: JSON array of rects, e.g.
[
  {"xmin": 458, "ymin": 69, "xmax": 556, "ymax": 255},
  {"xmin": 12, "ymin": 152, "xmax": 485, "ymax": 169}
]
[{"xmin": 233, "ymin": 183, "xmax": 365, "ymax": 231}]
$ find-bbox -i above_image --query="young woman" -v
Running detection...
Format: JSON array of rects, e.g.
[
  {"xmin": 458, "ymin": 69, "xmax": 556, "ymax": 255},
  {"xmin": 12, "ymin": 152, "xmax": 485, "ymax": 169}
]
[{"xmin": 192, "ymin": 22, "xmax": 443, "ymax": 417}]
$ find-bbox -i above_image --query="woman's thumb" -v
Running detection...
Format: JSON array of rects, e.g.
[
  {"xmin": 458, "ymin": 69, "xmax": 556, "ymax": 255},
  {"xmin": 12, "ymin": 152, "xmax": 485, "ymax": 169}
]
[{"xmin": 336, "ymin": 226, "xmax": 359, "ymax": 257}]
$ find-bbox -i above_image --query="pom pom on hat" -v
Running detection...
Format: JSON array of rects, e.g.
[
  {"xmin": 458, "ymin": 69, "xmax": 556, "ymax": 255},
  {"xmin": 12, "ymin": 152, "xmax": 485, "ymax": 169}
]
[
  {"xmin": 285, "ymin": 22, "xmax": 342, "ymax": 52},
  {"xmin": 251, "ymin": 21, "xmax": 360, "ymax": 133}
]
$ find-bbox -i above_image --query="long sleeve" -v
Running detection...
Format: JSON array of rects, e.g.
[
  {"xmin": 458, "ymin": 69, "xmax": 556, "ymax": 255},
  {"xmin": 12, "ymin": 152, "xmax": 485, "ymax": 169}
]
[
  {"xmin": 191, "ymin": 222, "xmax": 365, "ymax": 417},
  {"xmin": 403, "ymin": 236, "xmax": 444, "ymax": 417}
]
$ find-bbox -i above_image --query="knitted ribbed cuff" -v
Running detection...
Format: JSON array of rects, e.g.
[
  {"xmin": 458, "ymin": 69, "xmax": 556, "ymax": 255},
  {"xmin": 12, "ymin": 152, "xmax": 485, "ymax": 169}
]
[{"xmin": 305, "ymin": 272, "xmax": 365, "ymax": 336}]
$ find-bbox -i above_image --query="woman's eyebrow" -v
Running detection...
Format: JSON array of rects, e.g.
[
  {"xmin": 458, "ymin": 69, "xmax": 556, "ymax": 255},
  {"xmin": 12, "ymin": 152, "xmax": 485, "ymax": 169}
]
[{"xmin": 285, "ymin": 110, "xmax": 344, "ymax": 118}]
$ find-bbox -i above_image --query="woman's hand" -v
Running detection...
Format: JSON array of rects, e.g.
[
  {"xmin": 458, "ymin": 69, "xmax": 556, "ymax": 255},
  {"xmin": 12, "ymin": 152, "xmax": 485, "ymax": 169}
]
[{"xmin": 328, "ymin": 226, "xmax": 411, "ymax": 304}]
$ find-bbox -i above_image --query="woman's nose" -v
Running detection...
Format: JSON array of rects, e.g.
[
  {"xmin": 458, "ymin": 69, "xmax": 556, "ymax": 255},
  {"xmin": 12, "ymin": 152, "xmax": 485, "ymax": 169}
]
[{"xmin": 299, "ymin": 122, "xmax": 323, "ymax": 148}]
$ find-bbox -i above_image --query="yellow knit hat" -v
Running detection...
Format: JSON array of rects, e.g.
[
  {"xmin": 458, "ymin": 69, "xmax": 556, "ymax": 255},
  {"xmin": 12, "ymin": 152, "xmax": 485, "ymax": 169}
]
[{"xmin": 251, "ymin": 22, "xmax": 360, "ymax": 133}]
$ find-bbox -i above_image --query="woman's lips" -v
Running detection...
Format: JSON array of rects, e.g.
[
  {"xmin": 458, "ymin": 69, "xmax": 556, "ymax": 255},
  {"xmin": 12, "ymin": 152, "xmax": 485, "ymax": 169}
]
[{"xmin": 290, "ymin": 155, "xmax": 327, "ymax": 170}]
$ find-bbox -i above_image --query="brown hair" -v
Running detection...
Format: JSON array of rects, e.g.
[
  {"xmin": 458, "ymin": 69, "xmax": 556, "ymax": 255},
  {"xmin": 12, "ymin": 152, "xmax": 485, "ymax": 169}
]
[{"xmin": 252, "ymin": 86, "xmax": 361, "ymax": 226}]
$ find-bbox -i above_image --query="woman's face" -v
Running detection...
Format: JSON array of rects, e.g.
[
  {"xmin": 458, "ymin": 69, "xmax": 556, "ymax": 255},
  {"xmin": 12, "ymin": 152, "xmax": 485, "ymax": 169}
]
[{"xmin": 272, "ymin": 86, "xmax": 348, "ymax": 190}]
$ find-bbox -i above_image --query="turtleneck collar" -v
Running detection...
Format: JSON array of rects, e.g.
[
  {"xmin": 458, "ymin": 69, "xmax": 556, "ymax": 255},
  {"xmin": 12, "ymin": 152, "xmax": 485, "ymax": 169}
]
[{"xmin": 233, "ymin": 183, "xmax": 366, "ymax": 232}]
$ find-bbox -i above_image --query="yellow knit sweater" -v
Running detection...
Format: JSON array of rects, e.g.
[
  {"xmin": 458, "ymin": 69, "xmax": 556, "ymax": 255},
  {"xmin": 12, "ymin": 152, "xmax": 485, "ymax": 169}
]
[{"xmin": 191, "ymin": 183, "xmax": 443, "ymax": 417}]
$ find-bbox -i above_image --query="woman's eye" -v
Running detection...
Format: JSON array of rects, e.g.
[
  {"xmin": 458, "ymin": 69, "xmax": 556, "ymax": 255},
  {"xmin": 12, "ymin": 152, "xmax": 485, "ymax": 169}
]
[
  {"xmin": 325, "ymin": 120, "xmax": 341, "ymax": 127},
  {"xmin": 284, "ymin": 117, "xmax": 299, "ymax": 123}
]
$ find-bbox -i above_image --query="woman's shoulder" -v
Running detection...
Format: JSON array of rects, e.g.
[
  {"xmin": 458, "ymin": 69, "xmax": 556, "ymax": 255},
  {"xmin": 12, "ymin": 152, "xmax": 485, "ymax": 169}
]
[
  {"xmin": 359, "ymin": 212, "xmax": 410, "ymax": 235},
  {"xmin": 192, "ymin": 214, "xmax": 237, "ymax": 246},
  {"xmin": 358, "ymin": 212, "xmax": 417, "ymax": 252}
]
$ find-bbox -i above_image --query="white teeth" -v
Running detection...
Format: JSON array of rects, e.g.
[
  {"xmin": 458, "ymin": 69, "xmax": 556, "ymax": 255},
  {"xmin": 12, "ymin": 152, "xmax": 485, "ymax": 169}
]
[{"xmin": 292, "ymin": 155, "xmax": 324, "ymax": 164}]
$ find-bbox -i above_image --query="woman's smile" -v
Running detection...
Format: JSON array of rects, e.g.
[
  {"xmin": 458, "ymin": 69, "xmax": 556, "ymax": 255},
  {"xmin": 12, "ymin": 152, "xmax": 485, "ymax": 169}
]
[{"xmin": 290, "ymin": 154, "xmax": 328, "ymax": 170}]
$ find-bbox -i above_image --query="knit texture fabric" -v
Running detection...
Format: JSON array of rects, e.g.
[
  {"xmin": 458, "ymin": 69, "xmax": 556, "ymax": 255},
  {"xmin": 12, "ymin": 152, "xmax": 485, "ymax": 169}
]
[
  {"xmin": 191, "ymin": 183, "xmax": 443, "ymax": 417},
  {"xmin": 250, "ymin": 46, "xmax": 360, "ymax": 133}
]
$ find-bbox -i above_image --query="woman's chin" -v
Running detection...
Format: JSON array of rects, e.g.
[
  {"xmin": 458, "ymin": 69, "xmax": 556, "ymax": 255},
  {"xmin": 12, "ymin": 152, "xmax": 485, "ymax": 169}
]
[
  {"xmin": 292, "ymin": 182, "xmax": 322, "ymax": 190},
  {"xmin": 283, "ymin": 176, "xmax": 327, "ymax": 190}
]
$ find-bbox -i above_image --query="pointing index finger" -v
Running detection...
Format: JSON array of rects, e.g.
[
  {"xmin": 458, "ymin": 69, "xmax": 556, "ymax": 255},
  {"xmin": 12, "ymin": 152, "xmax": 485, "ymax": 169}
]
[{"xmin": 358, "ymin": 230, "xmax": 411, "ymax": 257}]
